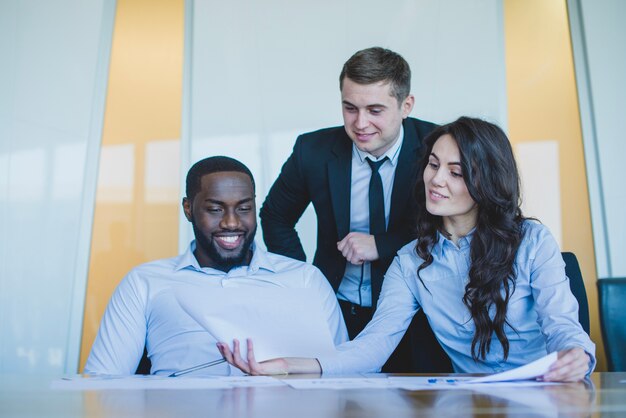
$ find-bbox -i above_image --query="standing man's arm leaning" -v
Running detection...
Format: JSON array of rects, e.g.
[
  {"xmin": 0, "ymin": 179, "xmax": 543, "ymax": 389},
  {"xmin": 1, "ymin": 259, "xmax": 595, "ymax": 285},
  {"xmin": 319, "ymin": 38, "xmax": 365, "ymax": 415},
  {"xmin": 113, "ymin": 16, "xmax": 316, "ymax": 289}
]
[{"xmin": 260, "ymin": 136, "xmax": 311, "ymax": 261}]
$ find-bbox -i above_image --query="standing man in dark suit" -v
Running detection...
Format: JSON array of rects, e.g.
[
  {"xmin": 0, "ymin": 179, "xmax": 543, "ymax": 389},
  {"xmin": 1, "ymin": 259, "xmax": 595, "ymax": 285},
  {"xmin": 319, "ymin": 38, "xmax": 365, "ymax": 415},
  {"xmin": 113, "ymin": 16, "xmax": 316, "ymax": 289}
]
[{"xmin": 260, "ymin": 47, "xmax": 447, "ymax": 371}]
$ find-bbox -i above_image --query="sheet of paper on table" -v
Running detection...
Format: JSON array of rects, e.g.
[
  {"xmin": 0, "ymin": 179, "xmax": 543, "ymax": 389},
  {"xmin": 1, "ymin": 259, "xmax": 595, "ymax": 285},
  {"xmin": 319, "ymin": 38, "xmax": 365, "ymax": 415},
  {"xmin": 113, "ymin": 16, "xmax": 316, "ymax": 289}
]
[
  {"xmin": 388, "ymin": 352, "xmax": 559, "ymax": 390},
  {"xmin": 51, "ymin": 375, "xmax": 284, "ymax": 390},
  {"xmin": 175, "ymin": 287, "xmax": 337, "ymax": 362},
  {"xmin": 466, "ymin": 351, "xmax": 558, "ymax": 383}
]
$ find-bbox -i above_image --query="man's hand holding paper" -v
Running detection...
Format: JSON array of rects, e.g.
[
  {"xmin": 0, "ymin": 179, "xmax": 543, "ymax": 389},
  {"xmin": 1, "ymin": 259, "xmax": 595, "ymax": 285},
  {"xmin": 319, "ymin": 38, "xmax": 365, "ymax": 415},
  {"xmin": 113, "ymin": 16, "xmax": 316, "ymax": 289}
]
[{"xmin": 175, "ymin": 287, "xmax": 338, "ymax": 364}]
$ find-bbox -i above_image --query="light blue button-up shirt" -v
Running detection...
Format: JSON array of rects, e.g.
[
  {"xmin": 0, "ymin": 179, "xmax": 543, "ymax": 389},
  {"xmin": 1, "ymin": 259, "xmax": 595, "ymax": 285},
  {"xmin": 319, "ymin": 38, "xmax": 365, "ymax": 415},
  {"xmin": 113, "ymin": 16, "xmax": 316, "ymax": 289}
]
[
  {"xmin": 319, "ymin": 221, "xmax": 596, "ymax": 374},
  {"xmin": 85, "ymin": 241, "xmax": 348, "ymax": 376}
]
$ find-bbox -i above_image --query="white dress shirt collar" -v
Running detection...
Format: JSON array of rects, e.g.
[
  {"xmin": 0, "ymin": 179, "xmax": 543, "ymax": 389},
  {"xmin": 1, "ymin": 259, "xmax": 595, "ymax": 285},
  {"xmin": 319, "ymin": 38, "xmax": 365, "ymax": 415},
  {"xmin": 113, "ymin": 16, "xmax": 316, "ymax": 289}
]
[{"xmin": 353, "ymin": 125, "xmax": 404, "ymax": 167}]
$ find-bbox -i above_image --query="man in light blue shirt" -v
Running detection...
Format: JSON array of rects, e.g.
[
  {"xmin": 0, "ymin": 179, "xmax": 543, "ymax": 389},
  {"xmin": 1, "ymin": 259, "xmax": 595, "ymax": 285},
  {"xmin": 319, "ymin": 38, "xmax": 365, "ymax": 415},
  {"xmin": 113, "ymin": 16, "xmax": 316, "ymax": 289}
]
[{"xmin": 85, "ymin": 156, "xmax": 347, "ymax": 376}]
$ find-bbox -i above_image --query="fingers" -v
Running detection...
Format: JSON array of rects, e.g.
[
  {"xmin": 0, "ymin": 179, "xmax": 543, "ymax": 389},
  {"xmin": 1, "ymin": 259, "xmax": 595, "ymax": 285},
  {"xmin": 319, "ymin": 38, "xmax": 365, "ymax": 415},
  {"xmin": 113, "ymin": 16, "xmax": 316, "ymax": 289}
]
[
  {"xmin": 543, "ymin": 349, "xmax": 590, "ymax": 382},
  {"xmin": 216, "ymin": 342, "xmax": 232, "ymax": 362},
  {"xmin": 245, "ymin": 339, "xmax": 263, "ymax": 376},
  {"xmin": 217, "ymin": 339, "xmax": 252, "ymax": 374},
  {"xmin": 337, "ymin": 234, "xmax": 360, "ymax": 264},
  {"xmin": 337, "ymin": 233, "xmax": 377, "ymax": 264},
  {"xmin": 345, "ymin": 247, "xmax": 362, "ymax": 265},
  {"xmin": 231, "ymin": 339, "xmax": 252, "ymax": 374},
  {"xmin": 337, "ymin": 235, "xmax": 347, "ymax": 252},
  {"xmin": 218, "ymin": 340, "xmax": 293, "ymax": 376},
  {"xmin": 338, "ymin": 246, "xmax": 362, "ymax": 265},
  {"xmin": 217, "ymin": 339, "xmax": 267, "ymax": 376}
]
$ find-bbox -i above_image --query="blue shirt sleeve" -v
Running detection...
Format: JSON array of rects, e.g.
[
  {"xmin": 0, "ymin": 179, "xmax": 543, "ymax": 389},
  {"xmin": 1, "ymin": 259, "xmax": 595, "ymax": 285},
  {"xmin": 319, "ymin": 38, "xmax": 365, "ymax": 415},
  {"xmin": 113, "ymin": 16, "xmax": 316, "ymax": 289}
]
[
  {"xmin": 318, "ymin": 253, "xmax": 419, "ymax": 374},
  {"xmin": 527, "ymin": 224, "xmax": 596, "ymax": 374},
  {"xmin": 84, "ymin": 271, "xmax": 147, "ymax": 375},
  {"xmin": 303, "ymin": 264, "xmax": 349, "ymax": 346}
]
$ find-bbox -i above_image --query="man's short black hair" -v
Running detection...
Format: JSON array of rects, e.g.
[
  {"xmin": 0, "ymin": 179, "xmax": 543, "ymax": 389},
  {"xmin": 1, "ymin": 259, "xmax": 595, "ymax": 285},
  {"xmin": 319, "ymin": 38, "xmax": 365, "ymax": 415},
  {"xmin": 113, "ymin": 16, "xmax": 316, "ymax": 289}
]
[{"xmin": 185, "ymin": 156, "xmax": 255, "ymax": 201}]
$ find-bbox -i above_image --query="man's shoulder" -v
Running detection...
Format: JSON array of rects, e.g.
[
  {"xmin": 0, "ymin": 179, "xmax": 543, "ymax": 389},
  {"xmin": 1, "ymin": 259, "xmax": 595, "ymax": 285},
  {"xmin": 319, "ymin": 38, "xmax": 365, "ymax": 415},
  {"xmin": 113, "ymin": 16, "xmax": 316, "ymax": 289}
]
[
  {"xmin": 126, "ymin": 255, "xmax": 181, "ymax": 278},
  {"xmin": 405, "ymin": 116, "xmax": 437, "ymax": 126},
  {"xmin": 263, "ymin": 250, "xmax": 325, "ymax": 281},
  {"xmin": 403, "ymin": 116, "xmax": 438, "ymax": 139},
  {"xmin": 264, "ymin": 250, "xmax": 313, "ymax": 270},
  {"xmin": 295, "ymin": 125, "xmax": 349, "ymax": 150},
  {"xmin": 299, "ymin": 124, "xmax": 346, "ymax": 139}
]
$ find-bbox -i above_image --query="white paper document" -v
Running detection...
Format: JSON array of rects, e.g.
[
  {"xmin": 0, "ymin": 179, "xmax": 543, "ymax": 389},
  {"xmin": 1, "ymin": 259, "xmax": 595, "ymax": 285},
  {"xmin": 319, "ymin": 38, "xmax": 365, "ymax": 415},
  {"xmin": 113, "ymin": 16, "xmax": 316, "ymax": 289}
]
[
  {"xmin": 388, "ymin": 352, "xmax": 559, "ymax": 390},
  {"xmin": 466, "ymin": 351, "xmax": 557, "ymax": 383},
  {"xmin": 51, "ymin": 375, "xmax": 284, "ymax": 390},
  {"xmin": 388, "ymin": 377, "xmax": 557, "ymax": 390},
  {"xmin": 175, "ymin": 287, "xmax": 337, "ymax": 362}
]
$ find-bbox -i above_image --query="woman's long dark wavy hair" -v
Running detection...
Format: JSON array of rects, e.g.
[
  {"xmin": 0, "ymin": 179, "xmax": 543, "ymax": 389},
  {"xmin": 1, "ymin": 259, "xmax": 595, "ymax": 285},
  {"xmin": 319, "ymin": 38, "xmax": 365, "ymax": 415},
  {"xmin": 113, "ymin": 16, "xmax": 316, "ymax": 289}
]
[{"xmin": 415, "ymin": 117, "xmax": 526, "ymax": 361}]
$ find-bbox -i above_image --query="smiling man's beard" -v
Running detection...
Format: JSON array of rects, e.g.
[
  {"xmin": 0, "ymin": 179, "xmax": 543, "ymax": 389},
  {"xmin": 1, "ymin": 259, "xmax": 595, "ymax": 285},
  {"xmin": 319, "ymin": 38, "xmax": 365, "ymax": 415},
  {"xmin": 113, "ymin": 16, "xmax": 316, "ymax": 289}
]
[{"xmin": 191, "ymin": 220, "xmax": 257, "ymax": 272}]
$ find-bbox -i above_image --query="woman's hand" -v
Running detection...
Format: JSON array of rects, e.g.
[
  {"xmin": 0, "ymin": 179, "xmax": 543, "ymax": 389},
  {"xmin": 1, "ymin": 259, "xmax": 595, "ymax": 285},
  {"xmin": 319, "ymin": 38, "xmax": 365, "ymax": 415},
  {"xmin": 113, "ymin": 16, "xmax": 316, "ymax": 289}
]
[
  {"xmin": 542, "ymin": 348, "xmax": 591, "ymax": 382},
  {"xmin": 217, "ymin": 338, "xmax": 321, "ymax": 376}
]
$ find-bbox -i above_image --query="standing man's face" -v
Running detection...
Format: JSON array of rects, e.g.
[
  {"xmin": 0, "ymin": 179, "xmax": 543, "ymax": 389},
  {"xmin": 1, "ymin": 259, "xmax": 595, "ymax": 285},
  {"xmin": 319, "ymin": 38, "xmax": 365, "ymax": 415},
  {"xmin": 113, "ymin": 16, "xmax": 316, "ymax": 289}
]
[
  {"xmin": 183, "ymin": 171, "xmax": 257, "ymax": 272},
  {"xmin": 341, "ymin": 77, "xmax": 414, "ymax": 158}
]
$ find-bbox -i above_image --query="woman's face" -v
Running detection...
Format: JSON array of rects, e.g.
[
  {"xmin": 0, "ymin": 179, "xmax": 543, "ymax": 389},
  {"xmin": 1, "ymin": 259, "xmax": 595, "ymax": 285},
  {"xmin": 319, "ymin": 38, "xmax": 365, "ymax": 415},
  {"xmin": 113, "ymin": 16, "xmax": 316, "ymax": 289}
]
[{"xmin": 423, "ymin": 134, "xmax": 478, "ymax": 227}]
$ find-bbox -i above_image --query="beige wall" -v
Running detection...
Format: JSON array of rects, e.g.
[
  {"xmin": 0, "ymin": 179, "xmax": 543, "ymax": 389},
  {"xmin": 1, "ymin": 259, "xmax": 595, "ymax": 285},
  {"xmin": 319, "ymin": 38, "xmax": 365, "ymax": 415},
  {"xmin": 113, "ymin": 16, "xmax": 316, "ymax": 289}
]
[
  {"xmin": 79, "ymin": 0, "xmax": 185, "ymax": 371},
  {"xmin": 504, "ymin": 0, "xmax": 605, "ymax": 370}
]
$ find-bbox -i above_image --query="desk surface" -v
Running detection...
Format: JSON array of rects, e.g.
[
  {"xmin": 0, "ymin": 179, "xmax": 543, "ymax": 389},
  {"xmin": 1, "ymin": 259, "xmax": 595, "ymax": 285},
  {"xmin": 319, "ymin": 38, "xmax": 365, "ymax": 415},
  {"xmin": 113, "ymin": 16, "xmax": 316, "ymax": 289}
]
[{"xmin": 1, "ymin": 372, "xmax": 625, "ymax": 417}]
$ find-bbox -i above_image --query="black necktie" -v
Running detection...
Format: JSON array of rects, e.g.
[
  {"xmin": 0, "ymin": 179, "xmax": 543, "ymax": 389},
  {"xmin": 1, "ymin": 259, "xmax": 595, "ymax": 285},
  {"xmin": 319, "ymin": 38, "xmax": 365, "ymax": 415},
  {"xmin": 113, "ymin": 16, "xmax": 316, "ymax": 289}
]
[{"xmin": 366, "ymin": 157, "xmax": 388, "ymax": 235}]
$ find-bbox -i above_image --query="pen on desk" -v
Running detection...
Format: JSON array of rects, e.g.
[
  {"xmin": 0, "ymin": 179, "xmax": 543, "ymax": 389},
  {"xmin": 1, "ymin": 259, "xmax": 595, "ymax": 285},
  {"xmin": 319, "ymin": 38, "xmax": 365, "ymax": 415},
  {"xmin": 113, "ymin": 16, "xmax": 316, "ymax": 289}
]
[
  {"xmin": 427, "ymin": 378, "xmax": 457, "ymax": 384},
  {"xmin": 169, "ymin": 358, "xmax": 227, "ymax": 377}
]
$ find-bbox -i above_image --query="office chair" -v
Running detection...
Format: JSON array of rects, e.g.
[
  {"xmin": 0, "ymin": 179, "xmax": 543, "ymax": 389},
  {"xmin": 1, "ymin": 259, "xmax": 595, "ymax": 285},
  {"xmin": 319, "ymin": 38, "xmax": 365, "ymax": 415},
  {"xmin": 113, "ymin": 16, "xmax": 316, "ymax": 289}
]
[
  {"xmin": 598, "ymin": 278, "xmax": 626, "ymax": 371},
  {"xmin": 562, "ymin": 252, "xmax": 590, "ymax": 334},
  {"xmin": 408, "ymin": 311, "xmax": 453, "ymax": 372},
  {"xmin": 135, "ymin": 347, "xmax": 151, "ymax": 375}
]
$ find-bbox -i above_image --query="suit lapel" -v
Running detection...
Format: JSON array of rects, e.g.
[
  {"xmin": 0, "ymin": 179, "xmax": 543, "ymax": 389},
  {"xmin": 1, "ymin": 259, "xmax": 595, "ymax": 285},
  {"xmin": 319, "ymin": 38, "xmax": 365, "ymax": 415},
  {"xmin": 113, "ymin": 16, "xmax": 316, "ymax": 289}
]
[
  {"xmin": 328, "ymin": 134, "xmax": 352, "ymax": 240},
  {"xmin": 389, "ymin": 120, "xmax": 419, "ymax": 230}
]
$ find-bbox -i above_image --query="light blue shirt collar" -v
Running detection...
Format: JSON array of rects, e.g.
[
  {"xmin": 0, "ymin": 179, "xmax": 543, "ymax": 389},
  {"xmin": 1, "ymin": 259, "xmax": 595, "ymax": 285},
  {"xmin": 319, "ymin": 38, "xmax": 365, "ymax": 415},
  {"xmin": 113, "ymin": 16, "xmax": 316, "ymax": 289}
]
[
  {"xmin": 434, "ymin": 228, "xmax": 475, "ymax": 258},
  {"xmin": 174, "ymin": 240, "xmax": 277, "ymax": 274}
]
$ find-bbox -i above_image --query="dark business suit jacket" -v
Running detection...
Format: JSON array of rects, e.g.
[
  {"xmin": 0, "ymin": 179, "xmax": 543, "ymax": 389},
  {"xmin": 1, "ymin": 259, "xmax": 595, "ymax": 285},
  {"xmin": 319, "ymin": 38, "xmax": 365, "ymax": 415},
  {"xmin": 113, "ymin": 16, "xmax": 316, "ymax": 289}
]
[{"xmin": 260, "ymin": 117, "xmax": 436, "ymax": 309}]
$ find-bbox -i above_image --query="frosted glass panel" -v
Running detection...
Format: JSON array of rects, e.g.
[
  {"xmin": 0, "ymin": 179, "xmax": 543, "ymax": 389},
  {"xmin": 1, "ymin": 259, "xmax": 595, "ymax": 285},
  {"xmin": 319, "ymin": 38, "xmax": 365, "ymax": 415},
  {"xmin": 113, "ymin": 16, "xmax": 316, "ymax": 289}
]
[
  {"xmin": 52, "ymin": 143, "xmax": 88, "ymax": 200},
  {"xmin": 0, "ymin": 0, "xmax": 114, "ymax": 374},
  {"xmin": 184, "ymin": 0, "xmax": 507, "ymax": 258},
  {"xmin": 576, "ymin": 0, "xmax": 626, "ymax": 277}
]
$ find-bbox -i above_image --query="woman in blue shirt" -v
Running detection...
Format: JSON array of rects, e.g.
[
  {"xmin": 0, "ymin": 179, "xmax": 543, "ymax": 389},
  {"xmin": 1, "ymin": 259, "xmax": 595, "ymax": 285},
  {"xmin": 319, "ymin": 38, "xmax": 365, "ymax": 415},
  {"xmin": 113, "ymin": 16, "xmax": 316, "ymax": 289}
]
[{"xmin": 218, "ymin": 117, "xmax": 595, "ymax": 382}]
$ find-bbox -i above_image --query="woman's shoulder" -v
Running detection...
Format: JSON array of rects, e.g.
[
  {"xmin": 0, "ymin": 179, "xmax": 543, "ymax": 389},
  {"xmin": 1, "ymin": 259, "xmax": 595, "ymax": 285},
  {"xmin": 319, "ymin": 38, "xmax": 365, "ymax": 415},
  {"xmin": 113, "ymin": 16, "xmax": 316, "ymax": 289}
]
[
  {"xmin": 521, "ymin": 219, "xmax": 556, "ymax": 243},
  {"xmin": 518, "ymin": 219, "xmax": 561, "ymax": 261},
  {"xmin": 393, "ymin": 239, "xmax": 426, "ymax": 270},
  {"xmin": 397, "ymin": 239, "xmax": 419, "ymax": 257}
]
